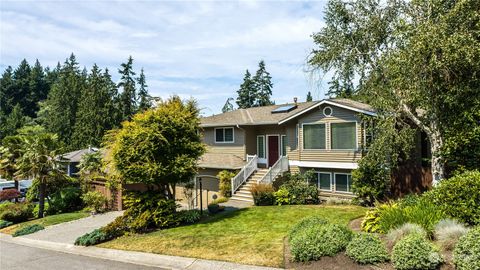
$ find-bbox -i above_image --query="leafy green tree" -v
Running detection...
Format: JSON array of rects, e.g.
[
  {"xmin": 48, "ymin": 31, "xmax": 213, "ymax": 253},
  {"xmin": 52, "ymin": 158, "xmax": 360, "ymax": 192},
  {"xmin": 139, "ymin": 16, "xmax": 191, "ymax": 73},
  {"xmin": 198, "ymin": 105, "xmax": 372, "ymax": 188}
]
[
  {"xmin": 16, "ymin": 133, "xmax": 66, "ymax": 218},
  {"xmin": 0, "ymin": 136, "xmax": 23, "ymax": 200},
  {"xmin": 236, "ymin": 70, "xmax": 256, "ymax": 109},
  {"xmin": 118, "ymin": 56, "xmax": 137, "ymax": 120},
  {"xmin": 45, "ymin": 54, "xmax": 82, "ymax": 147},
  {"xmin": 309, "ymin": 0, "xmax": 480, "ymax": 183},
  {"xmin": 306, "ymin": 91, "xmax": 313, "ymax": 102},
  {"xmin": 222, "ymin": 98, "xmax": 234, "ymax": 113},
  {"xmin": 0, "ymin": 104, "xmax": 25, "ymax": 139},
  {"xmin": 107, "ymin": 96, "xmax": 205, "ymax": 199},
  {"xmin": 253, "ymin": 60, "xmax": 274, "ymax": 106},
  {"xmin": 78, "ymin": 151, "xmax": 103, "ymax": 192},
  {"xmin": 0, "ymin": 66, "xmax": 14, "ymax": 116},
  {"xmin": 136, "ymin": 68, "xmax": 151, "ymax": 112}
]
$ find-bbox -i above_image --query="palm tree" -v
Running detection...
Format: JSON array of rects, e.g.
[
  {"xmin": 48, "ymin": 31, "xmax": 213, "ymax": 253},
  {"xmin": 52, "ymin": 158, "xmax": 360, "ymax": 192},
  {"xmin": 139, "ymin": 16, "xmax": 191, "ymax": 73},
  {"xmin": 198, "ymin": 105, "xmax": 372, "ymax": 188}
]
[
  {"xmin": 0, "ymin": 136, "xmax": 23, "ymax": 202},
  {"xmin": 16, "ymin": 133, "xmax": 66, "ymax": 218}
]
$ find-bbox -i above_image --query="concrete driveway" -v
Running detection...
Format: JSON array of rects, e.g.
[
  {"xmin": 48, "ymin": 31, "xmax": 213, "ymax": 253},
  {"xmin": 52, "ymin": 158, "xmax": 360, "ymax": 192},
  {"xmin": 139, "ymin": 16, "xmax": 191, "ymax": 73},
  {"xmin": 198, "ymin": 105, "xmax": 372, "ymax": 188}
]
[{"xmin": 22, "ymin": 211, "xmax": 123, "ymax": 244}]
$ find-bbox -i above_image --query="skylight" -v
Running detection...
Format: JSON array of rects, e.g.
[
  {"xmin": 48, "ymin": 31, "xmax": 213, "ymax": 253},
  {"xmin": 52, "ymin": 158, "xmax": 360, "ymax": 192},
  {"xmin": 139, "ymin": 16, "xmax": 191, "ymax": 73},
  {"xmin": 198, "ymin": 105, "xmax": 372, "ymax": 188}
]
[{"xmin": 271, "ymin": 105, "xmax": 297, "ymax": 113}]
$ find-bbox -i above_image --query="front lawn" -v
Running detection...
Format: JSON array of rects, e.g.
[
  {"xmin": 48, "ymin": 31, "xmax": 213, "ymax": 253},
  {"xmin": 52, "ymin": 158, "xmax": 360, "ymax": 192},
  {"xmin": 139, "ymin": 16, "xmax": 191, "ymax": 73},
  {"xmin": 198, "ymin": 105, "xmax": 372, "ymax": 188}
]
[
  {"xmin": 99, "ymin": 205, "xmax": 365, "ymax": 267},
  {"xmin": 0, "ymin": 212, "xmax": 90, "ymax": 235}
]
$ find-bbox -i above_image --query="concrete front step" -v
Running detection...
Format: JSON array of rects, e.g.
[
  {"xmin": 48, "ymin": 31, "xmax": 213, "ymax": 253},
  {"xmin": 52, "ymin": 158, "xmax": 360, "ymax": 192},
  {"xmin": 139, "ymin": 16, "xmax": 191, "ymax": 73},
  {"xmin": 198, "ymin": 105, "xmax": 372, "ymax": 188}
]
[{"xmin": 230, "ymin": 197, "xmax": 254, "ymax": 203}]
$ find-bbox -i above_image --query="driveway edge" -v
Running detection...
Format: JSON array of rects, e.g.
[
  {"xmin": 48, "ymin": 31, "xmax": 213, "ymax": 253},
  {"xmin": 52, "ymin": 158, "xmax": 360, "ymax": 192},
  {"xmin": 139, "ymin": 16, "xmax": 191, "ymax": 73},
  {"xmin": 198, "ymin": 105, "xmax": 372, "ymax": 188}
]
[{"xmin": 0, "ymin": 233, "xmax": 281, "ymax": 270}]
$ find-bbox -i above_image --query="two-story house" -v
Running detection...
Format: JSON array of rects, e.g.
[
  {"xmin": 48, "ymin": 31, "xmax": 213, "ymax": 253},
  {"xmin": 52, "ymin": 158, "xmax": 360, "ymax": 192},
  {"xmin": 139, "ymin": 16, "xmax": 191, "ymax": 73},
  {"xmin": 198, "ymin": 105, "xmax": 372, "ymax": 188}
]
[{"xmin": 193, "ymin": 98, "xmax": 377, "ymax": 203}]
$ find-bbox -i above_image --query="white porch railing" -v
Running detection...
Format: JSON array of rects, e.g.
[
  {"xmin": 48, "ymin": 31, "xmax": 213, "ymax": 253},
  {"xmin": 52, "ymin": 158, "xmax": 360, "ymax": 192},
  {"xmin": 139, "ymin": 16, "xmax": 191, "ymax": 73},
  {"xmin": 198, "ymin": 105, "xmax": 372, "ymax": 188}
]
[
  {"xmin": 231, "ymin": 155, "xmax": 258, "ymax": 194},
  {"xmin": 258, "ymin": 156, "xmax": 289, "ymax": 184}
]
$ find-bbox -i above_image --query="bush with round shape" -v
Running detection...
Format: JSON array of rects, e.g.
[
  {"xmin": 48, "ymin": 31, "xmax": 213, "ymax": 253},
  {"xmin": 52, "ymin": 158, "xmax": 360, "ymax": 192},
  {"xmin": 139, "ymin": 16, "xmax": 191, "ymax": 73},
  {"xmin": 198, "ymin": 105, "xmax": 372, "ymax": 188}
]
[
  {"xmin": 434, "ymin": 219, "xmax": 469, "ymax": 251},
  {"xmin": 289, "ymin": 215, "xmax": 328, "ymax": 238},
  {"xmin": 387, "ymin": 223, "xmax": 427, "ymax": 249},
  {"xmin": 290, "ymin": 223, "xmax": 353, "ymax": 262},
  {"xmin": 453, "ymin": 226, "xmax": 480, "ymax": 270},
  {"xmin": 0, "ymin": 202, "xmax": 34, "ymax": 223},
  {"xmin": 177, "ymin": 209, "xmax": 202, "ymax": 224},
  {"xmin": 82, "ymin": 191, "xmax": 107, "ymax": 214},
  {"xmin": 249, "ymin": 183, "xmax": 275, "ymax": 206},
  {"xmin": 425, "ymin": 170, "xmax": 480, "ymax": 225},
  {"xmin": 74, "ymin": 229, "xmax": 108, "ymax": 246},
  {"xmin": 0, "ymin": 189, "xmax": 21, "ymax": 201},
  {"xmin": 392, "ymin": 233, "xmax": 443, "ymax": 270},
  {"xmin": 13, "ymin": 224, "xmax": 44, "ymax": 237},
  {"xmin": 346, "ymin": 233, "xmax": 389, "ymax": 264}
]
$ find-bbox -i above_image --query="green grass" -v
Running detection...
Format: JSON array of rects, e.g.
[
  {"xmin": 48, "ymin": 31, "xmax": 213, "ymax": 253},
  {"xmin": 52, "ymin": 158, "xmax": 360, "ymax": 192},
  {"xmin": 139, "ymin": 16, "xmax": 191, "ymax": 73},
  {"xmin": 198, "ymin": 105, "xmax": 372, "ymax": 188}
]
[
  {"xmin": 0, "ymin": 212, "xmax": 90, "ymax": 235},
  {"xmin": 99, "ymin": 205, "xmax": 365, "ymax": 267}
]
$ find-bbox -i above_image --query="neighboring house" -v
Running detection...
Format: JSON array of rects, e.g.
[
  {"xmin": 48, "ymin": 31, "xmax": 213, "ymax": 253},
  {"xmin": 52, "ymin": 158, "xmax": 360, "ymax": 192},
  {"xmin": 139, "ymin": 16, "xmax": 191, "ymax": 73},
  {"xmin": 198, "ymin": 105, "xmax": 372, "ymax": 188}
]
[
  {"xmin": 194, "ymin": 98, "xmax": 378, "ymax": 203},
  {"xmin": 60, "ymin": 147, "xmax": 99, "ymax": 177}
]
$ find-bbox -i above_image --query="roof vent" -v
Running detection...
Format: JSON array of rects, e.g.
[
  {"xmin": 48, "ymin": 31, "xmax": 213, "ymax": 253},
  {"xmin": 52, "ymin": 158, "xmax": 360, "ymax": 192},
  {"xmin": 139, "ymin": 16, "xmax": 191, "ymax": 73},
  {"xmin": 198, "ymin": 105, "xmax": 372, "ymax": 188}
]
[{"xmin": 271, "ymin": 105, "xmax": 297, "ymax": 114}]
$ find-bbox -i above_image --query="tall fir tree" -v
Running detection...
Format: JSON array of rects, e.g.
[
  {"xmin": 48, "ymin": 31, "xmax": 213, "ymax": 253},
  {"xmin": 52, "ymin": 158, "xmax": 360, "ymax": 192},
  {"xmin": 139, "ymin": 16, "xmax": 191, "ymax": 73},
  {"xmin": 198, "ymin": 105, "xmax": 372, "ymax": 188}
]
[
  {"xmin": 72, "ymin": 64, "xmax": 116, "ymax": 148},
  {"xmin": 29, "ymin": 59, "xmax": 49, "ymax": 116},
  {"xmin": 236, "ymin": 70, "xmax": 256, "ymax": 109},
  {"xmin": 0, "ymin": 66, "xmax": 14, "ymax": 116},
  {"xmin": 306, "ymin": 91, "xmax": 313, "ymax": 102},
  {"xmin": 118, "ymin": 56, "xmax": 137, "ymax": 120},
  {"xmin": 45, "ymin": 53, "xmax": 82, "ymax": 147},
  {"xmin": 222, "ymin": 98, "xmax": 234, "ymax": 113},
  {"xmin": 103, "ymin": 68, "xmax": 122, "ymax": 128},
  {"xmin": 136, "ymin": 68, "xmax": 151, "ymax": 112},
  {"xmin": 0, "ymin": 104, "xmax": 25, "ymax": 139},
  {"xmin": 12, "ymin": 59, "xmax": 32, "ymax": 116},
  {"xmin": 252, "ymin": 60, "xmax": 274, "ymax": 107}
]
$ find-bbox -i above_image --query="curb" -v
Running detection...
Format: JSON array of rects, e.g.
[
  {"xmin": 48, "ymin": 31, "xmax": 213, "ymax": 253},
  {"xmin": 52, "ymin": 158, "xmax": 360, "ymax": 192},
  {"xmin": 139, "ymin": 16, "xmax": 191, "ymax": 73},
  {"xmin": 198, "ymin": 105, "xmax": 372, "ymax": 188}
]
[{"xmin": 0, "ymin": 233, "xmax": 281, "ymax": 270}]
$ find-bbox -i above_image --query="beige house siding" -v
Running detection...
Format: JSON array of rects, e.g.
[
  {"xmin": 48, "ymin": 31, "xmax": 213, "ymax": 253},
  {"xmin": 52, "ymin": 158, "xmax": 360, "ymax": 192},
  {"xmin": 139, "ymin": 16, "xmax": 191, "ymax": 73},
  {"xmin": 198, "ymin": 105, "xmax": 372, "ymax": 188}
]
[
  {"xmin": 294, "ymin": 104, "xmax": 364, "ymax": 163},
  {"xmin": 202, "ymin": 126, "xmax": 246, "ymax": 159}
]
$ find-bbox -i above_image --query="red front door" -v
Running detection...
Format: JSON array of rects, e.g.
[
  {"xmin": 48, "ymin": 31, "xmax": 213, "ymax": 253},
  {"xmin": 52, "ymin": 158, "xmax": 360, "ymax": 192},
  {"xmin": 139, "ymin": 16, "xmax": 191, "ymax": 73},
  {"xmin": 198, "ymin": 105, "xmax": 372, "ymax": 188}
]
[{"xmin": 268, "ymin": 135, "xmax": 279, "ymax": 167}]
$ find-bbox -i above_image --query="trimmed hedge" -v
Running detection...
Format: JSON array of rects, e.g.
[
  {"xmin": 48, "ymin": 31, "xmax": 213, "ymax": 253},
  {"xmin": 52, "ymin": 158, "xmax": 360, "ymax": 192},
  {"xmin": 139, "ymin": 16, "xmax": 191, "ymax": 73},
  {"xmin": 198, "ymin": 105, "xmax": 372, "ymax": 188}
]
[
  {"xmin": 392, "ymin": 233, "xmax": 443, "ymax": 270},
  {"xmin": 425, "ymin": 170, "xmax": 480, "ymax": 225},
  {"xmin": 346, "ymin": 233, "xmax": 389, "ymax": 264},
  {"xmin": 13, "ymin": 224, "xmax": 44, "ymax": 237},
  {"xmin": 290, "ymin": 223, "xmax": 353, "ymax": 262},
  {"xmin": 74, "ymin": 229, "xmax": 108, "ymax": 246},
  {"xmin": 453, "ymin": 226, "xmax": 480, "ymax": 270}
]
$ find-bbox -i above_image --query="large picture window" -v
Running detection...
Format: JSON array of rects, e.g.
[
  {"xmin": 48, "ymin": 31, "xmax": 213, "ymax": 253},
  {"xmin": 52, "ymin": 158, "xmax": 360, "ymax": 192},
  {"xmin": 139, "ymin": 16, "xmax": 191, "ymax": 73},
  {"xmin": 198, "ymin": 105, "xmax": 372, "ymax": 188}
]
[
  {"xmin": 215, "ymin": 127, "xmax": 234, "ymax": 143},
  {"xmin": 335, "ymin": 173, "xmax": 352, "ymax": 193},
  {"xmin": 257, "ymin": 135, "xmax": 265, "ymax": 158},
  {"xmin": 331, "ymin": 122, "xmax": 356, "ymax": 149},
  {"xmin": 303, "ymin": 124, "xmax": 326, "ymax": 149}
]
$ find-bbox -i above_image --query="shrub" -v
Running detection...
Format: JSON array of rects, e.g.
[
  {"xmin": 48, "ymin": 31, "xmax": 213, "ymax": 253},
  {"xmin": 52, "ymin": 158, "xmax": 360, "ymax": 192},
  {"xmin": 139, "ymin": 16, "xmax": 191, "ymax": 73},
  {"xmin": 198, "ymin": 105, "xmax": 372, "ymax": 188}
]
[
  {"xmin": 0, "ymin": 189, "xmax": 21, "ymax": 201},
  {"xmin": 387, "ymin": 223, "xmax": 427, "ymax": 249},
  {"xmin": 273, "ymin": 187, "xmax": 290, "ymax": 205},
  {"xmin": 392, "ymin": 234, "xmax": 443, "ymax": 270},
  {"xmin": 75, "ymin": 229, "xmax": 108, "ymax": 246},
  {"xmin": 250, "ymin": 183, "xmax": 275, "ymax": 206},
  {"xmin": 217, "ymin": 170, "xmax": 235, "ymax": 197},
  {"xmin": 290, "ymin": 223, "xmax": 353, "ymax": 262},
  {"xmin": 346, "ymin": 233, "xmax": 389, "ymax": 264},
  {"xmin": 425, "ymin": 170, "xmax": 480, "ymax": 225},
  {"xmin": 361, "ymin": 202, "xmax": 400, "ymax": 233},
  {"xmin": 279, "ymin": 171, "xmax": 319, "ymax": 205},
  {"xmin": 211, "ymin": 197, "xmax": 228, "ymax": 204},
  {"xmin": 324, "ymin": 197, "xmax": 352, "ymax": 205},
  {"xmin": 289, "ymin": 216, "xmax": 328, "ymax": 238},
  {"xmin": 177, "ymin": 209, "xmax": 202, "ymax": 224},
  {"xmin": 401, "ymin": 198, "xmax": 445, "ymax": 234},
  {"xmin": 82, "ymin": 191, "xmax": 107, "ymax": 213},
  {"xmin": 33, "ymin": 202, "xmax": 50, "ymax": 217},
  {"xmin": 13, "ymin": 224, "xmax": 45, "ymax": 237},
  {"xmin": 453, "ymin": 226, "xmax": 480, "ymax": 270},
  {"xmin": 434, "ymin": 219, "xmax": 469, "ymax": 251},
  {"xmin": 47, "ymin": 186, "xmax": 83, "ymax": 214},
  {"xmin": 0, "ymin": 219, "xmax": 13, "ymax": 229},
  {"xmin": 0, "ymin": 202, "xmax": 14, "ymax": 214},
  {"xmin": 0, "ymin": 202, "xmax": 34, "ymax": 223}
]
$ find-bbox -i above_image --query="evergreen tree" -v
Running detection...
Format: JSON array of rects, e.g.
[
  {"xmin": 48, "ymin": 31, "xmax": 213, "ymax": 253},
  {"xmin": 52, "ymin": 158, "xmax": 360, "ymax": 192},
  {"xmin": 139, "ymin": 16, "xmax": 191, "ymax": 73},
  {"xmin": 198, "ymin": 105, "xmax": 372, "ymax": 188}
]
[
  {"xmin": 0, "ymin": 66, "xmax": 14, "ymax": 116},
  {"xmin": 72, "ymin": 64, "xmax": 114, "ymax": 148},
  {"xmin": 45, "ymin": 53, "xmax": 82, "ymax": 147},
  {"xmin": 102, "ymin": 68, "xmax": 122, "ymax": 128},
  {"xmin": 12, "ymin": 59, "xmax": 32, "ymax": 116},
  {"xmin": 136, "ymin": 68, "xmax": 151, "ymax": 112},
  {"xmin": 118, "ymin": 56, "xmax": 137, "ymax": 120},
  {"xmin": 0, "ymin": 104, "xmax": 25, "ymax": 139},
  {"xmin": 252, "ymin": 60, "xmax": 274, "ymax": 107},
  {"xmin": 28, "ymin": 60, "xmax": 49, "ymax": 116},
  {"xmin": 222, "ymin": 98, "xmax": 234, "ymax": 113},
  {"xmin": 306, "ymin": 91, "xmax": 313, "ymax": 102},
  {"xmin": 236, "ymin": 70, "xmax": 256, "ymax": 109}
]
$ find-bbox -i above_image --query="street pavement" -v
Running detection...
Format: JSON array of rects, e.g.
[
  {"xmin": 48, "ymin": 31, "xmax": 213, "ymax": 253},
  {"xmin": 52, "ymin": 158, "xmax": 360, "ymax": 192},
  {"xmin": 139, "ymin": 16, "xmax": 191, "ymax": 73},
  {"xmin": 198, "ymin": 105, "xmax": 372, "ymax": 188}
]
[{"xmin": 0, "ymin": 241, "xmax": 165, "ymax": 270}]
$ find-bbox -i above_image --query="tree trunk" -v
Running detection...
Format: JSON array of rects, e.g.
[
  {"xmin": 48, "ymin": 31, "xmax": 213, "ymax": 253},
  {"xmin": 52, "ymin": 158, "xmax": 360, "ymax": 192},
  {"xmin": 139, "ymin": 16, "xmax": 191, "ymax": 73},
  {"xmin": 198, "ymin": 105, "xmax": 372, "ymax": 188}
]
[
  {"xmin": 14, "ymin": 180, "xmax": 19, "ymax": 203},
  {"xmin": 429, "ymin": 129, "xmax": 445, "ymax": 185},
  {"xmin": 38, "ymin": 182, "xmax": 46, "ymax": 218}
]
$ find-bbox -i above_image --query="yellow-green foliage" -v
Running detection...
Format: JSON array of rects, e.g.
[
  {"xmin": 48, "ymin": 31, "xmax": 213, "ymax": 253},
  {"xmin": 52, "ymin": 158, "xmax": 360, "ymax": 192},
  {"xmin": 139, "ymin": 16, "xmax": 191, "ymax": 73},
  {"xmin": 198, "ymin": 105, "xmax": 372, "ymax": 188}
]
[{"xmin": 217, "ymin": 170, "xmax": 236, "ymax": 197}]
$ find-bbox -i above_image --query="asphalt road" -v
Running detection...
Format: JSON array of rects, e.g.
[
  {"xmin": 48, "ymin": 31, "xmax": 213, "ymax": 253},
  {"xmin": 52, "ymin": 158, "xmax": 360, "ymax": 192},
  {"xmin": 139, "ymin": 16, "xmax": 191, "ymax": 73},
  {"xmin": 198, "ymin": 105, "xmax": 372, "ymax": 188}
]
[{"xmin": 0, "ymin": 241, "xmax": 165, "ymax": 270}]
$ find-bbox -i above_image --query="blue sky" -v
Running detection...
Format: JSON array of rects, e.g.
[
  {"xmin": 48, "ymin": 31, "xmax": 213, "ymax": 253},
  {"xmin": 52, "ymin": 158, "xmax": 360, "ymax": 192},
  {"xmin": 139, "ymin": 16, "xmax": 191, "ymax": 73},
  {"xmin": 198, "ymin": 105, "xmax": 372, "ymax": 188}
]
[{"xmin": 1, "ymin": 0, "xmax": 330, "ymax": 115}]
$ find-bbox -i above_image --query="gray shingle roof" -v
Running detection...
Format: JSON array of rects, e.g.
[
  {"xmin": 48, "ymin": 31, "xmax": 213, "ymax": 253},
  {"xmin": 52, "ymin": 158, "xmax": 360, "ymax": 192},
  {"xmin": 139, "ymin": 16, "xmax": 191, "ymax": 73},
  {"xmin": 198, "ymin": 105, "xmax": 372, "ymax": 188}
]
[
  {"xmin": 197, "ymin": 153, "xmax": 245, "ymax": 170},
  {"xmin": 200, "ymin": 98, "xmax": 374, "ymax": 127}
]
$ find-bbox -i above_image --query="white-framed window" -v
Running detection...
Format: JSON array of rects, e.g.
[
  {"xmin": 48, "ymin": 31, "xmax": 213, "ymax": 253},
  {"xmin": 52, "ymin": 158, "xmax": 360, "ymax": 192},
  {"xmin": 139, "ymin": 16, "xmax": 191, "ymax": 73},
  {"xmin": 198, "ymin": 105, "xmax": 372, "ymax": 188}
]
[
  {"xmin": 215, "ymin": 127, "xmax": 234, "ymax": 143},
  {"xmin": 281, "ymin": 135, "xmax": 287, "ymax": 156},
  {"xmin": 314, "ymin": 172, "xmax": 332, "ymax": 191},
  {"xmin": 334, "ymin": 173, "xmax": 352, "ymax": 193},
  {"xmin": 330, "ymin": 122, "xmax": 357, "ymax": 150},
  {"xmin": 257, "ymin": 135, "xmax": 266, "ymax": 159},
  {"xmin": 303, "ymin": 123, "xmax": 326, "ymax": 149}
]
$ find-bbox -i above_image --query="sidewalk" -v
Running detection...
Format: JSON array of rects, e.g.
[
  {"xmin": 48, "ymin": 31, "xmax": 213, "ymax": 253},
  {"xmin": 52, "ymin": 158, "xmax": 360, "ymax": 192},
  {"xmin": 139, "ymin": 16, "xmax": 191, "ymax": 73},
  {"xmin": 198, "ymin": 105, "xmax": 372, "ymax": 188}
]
[{"xmin": 0, "ymin": 233, "xmax": 282, "ymax": 270}]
